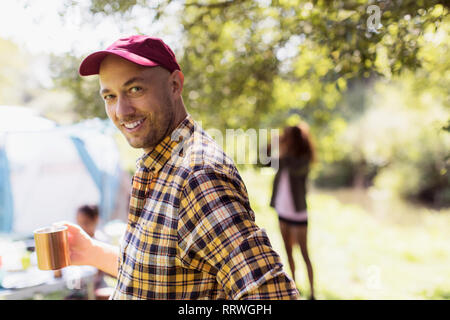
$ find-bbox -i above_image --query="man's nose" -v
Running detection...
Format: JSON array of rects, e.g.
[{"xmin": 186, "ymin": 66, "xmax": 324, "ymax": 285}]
[{"xmin": 116, "ymin": 95, "xmax": 135, "ymax": 119}]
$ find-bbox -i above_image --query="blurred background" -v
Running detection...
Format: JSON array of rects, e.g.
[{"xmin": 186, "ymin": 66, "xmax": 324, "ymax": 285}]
[{"xmin": 0, "ymin": 0, "xmax": 448, "ymax": 299}]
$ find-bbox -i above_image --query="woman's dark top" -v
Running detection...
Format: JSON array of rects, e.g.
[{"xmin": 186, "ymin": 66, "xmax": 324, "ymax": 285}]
[{"xmin": 270, "ymin": 155, "xmax": 310, "ymax": 212}]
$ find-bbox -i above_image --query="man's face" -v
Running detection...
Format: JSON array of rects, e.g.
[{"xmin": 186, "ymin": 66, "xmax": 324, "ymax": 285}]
[{"xmin": 99, "ymin": 55, "xmax": 175, "ymax": 151}]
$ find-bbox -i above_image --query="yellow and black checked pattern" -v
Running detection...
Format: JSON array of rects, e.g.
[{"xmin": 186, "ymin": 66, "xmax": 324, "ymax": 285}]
[{"xmin": 111, "ymin": 115, "xmax": 300, "ymax": 300}]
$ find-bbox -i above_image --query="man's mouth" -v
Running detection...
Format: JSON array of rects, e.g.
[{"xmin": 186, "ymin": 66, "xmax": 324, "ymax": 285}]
[{"xmin": 121, "ymin": 118, "xmax": 146, "ymax": 132}]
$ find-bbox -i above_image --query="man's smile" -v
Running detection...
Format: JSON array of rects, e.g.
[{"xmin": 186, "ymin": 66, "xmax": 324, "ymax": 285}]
[{"xmin": 121, "ymin": 117, "xmax": 146, "ymax": 133}]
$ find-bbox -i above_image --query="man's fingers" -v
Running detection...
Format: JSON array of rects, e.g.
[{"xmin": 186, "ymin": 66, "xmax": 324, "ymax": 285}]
[
  {"xmin": 53, "ymin": 220, "xmax": 74, "ymax": 227},
  {"xmin": 53, "ymin": 221, "xmax": 79, "ymax": 234}
]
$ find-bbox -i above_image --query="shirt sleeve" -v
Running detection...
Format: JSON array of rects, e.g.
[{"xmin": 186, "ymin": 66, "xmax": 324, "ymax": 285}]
[{"xmin": 177, "ymin": 167, "xmax": 300, "ymax": 300}]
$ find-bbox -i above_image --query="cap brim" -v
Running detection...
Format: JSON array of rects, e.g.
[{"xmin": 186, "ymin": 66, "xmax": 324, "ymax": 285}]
[{"xmin": 78, "ymin": 49, "xmax": 160, "ymax": 76}]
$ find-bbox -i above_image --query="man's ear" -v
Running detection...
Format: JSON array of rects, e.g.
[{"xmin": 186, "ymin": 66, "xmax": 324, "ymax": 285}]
[{"xmin": 170, "ymin": 70, "xmax": 184, "ymax": 96}]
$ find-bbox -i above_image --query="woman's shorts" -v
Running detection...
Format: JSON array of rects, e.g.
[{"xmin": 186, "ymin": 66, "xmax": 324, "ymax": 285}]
[{"xmin": 278, "ymin": 215, "xmax": 308, "ymax": 226}]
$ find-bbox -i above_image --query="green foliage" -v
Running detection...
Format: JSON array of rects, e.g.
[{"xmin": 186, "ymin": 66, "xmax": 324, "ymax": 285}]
[
  {"xmin": 374, "ymin": 126, "xmax": 450, "ymax": 207},
  {"xmin": 55, "ymin": 0, "xmax": 449, "ymax": 130},
  {"xmin": 50, "ymin": 54, "xmax": 106, "ymax": 120},
  {"xmin": 444, "ymin": 120, "xmax": 450, "ymax": 132},
  {"xmin": 181, "ymin": 0, "xmax": 448, "ymax": 130},
  {"xmin": 49, "ymin": 1, "xmax": 450, "ymax": 205},
  {"xmin": 316, "ymin": 77, "xmax": 450, "ymax": 207}
]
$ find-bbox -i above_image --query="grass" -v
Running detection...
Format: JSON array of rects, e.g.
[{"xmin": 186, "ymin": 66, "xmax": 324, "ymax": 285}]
[{"xmin": 240, "ymin": 168, "xmax": 450, "ymax": 300}]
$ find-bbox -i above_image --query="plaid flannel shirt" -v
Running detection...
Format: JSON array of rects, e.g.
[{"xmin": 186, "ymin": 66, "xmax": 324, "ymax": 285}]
[{"xmin": 111, "ymin": 114, "xmax": 300, "ymax": 300}]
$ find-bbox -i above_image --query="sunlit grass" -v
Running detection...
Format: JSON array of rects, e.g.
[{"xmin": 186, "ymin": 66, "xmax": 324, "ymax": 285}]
[{"xmin": 240, "ymin": 168, "xmax": 450, "ymax": 300}]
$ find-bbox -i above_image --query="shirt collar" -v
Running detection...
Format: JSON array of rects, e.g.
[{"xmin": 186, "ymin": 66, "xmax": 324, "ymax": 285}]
[{"xmin": 136, "ymin": 114, "xmax": 195, "ymax": 174}]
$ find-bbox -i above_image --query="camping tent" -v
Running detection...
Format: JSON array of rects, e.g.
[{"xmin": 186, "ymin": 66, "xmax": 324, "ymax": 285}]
[{"xmin": 0, "ymin": 106, "xmax": 130, "ymax": 234}]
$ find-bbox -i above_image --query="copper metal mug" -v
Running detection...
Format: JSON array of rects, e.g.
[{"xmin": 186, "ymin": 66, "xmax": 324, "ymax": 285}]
[{"xmin": 34, "ymin": 225, "xmax": 70, "ymax": 270}]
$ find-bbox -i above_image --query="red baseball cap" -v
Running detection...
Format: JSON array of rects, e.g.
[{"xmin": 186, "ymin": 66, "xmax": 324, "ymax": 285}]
[{"xmin": 79, "ymin": 35, "xmax": 181, "ymax": 76}]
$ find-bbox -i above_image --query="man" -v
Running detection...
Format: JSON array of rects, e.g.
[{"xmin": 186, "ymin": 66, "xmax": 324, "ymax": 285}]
[{"xmin": 63, "ymin": 35, "xmax": 300, "ymax": 300}]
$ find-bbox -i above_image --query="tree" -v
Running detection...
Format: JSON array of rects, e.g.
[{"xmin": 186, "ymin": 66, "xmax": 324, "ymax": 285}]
[
  {"xmin": 50, "ymin": 53, "xmax": 106, "ymax": 120},
  {"xmin": 53, "ymin": 0, "xmax": 448, "ymax": 130},
  {"xmin": 47, "ymin": 1, "xmax": 450, "ymax": 203}
]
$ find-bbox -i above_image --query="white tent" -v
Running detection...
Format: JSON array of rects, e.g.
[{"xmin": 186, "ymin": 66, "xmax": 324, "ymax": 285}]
[{"xmin": 0, "ymin": 106, "xmax": 130, "ymax": 235}]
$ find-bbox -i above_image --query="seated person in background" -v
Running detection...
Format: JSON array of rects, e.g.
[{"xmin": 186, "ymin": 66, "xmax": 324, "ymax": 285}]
[
  {"xmin": 65, "ymin": 205, "xmax": 113, "ymax": 300},
  {"xmin": 76, "ymin": 205, "xmax": 108, "ymax": 243}
]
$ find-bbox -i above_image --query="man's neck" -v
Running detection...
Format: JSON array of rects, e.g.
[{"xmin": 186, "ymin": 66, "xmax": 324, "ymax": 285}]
[{"xmin": 168, "ymin": 102, "xmax": 188, "ymax": 136}]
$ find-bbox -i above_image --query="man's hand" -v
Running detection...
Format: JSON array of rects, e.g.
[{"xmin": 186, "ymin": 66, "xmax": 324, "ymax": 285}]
[
  {"xmin": 54, "ymin": 221, "xmax": 119, "ymax": 278},
  {"xmin": 54, "ymin": 221, "xmax": 95, "ymax": 266}
]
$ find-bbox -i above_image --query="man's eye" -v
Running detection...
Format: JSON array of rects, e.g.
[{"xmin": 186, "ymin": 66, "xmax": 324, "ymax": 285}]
[
  {"xmin": 130, "ymin": 87, "xmax": 142, "ymax": 93},
  {"xmin": 104, "ymin": 94, "xmax": 115, "ymax": 101}
]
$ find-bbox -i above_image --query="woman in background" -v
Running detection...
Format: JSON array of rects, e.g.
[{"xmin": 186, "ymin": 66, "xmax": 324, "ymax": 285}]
[{"xmin": 270, "ymin": 123, "xmax": 316, "ymax": 299}]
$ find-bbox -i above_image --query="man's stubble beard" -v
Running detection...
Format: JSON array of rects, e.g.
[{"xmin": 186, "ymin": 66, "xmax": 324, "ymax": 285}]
[{"xmin": 133, "ymin": 97, "xmax": 175, "ymax": 151}]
